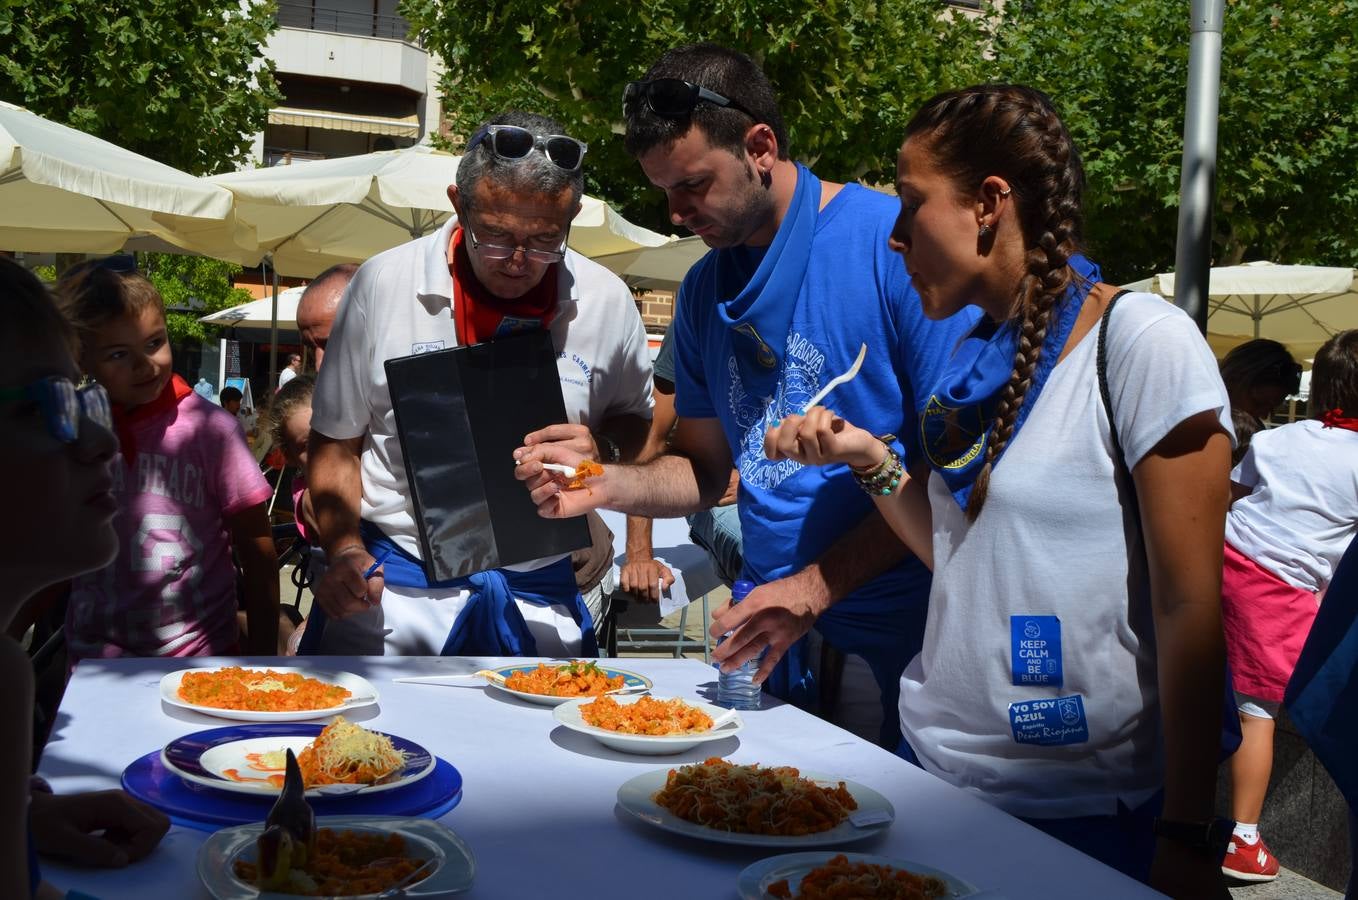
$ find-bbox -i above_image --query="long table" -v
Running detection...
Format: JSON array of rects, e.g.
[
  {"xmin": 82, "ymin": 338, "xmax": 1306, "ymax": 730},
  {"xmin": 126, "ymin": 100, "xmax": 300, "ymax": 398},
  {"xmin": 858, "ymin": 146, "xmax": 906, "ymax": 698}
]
[{"xmin": 38, "ymin": 657, "xmax": 1165, "ymax": 898}]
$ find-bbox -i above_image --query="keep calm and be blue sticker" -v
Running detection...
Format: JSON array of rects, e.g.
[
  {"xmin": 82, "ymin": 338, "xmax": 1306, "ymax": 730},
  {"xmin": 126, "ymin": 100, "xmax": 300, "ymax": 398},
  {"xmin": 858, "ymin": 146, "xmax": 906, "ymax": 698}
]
[
  {"xmin": 1011, "ymin": 615, "xmax": 1062, "ymax": 687},
  {"xmin": 1008, "ymin": 694, "xmax": 1089, "ymax": 746}
]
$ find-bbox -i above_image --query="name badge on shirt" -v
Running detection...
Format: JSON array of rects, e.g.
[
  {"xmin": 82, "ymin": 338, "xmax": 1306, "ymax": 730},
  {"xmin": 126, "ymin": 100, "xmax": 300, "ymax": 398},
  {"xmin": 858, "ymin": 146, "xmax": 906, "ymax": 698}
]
[
  {"xmin": 1011, "ymin": 614, "xmax": 1062, "ymax": 686},
  {"xmin": 1008, "ymin": 694, "xmax": 1089, "ymax": 746}
]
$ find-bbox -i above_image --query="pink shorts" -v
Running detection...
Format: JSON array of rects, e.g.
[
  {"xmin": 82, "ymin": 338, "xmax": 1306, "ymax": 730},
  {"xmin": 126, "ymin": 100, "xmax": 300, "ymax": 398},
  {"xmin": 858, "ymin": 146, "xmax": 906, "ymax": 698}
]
[{"xmin": 1221, "ymin": 542, "xmax": 1320, "ymax": 703}]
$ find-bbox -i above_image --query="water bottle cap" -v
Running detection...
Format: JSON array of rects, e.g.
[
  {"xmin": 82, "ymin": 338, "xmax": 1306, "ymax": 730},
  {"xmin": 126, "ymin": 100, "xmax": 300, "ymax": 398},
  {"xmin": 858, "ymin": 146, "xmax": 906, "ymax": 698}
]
[{"xmin": 732, "ymin": 580, "xmax": 756, "ymax": 602}]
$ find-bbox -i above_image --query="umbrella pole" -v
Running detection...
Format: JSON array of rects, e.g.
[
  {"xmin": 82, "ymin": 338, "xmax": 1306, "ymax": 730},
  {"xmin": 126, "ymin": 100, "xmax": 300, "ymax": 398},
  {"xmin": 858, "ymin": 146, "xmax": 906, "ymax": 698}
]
[
  {"xmin": 1172, "ymin": 0, "xmax": 1224, "ymax": 333},
  {"xmin": 267, "ymin": 255, "xmax": 279, "ymax": 402}
]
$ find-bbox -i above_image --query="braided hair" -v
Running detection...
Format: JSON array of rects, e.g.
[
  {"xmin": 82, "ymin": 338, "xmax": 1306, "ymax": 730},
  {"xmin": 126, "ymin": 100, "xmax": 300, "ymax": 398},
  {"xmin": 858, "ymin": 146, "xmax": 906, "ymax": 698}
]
[{"xmin": 904, "ymin": 85, "xmax": 1087, "ymax": 521}]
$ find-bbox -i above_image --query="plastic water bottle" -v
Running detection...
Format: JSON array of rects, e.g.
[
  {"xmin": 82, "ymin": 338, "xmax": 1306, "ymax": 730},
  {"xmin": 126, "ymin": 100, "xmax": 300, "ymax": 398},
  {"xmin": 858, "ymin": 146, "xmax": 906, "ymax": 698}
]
[{"xmin": 715, "ymin": 580, "xmax": 763, "ymax": 710}]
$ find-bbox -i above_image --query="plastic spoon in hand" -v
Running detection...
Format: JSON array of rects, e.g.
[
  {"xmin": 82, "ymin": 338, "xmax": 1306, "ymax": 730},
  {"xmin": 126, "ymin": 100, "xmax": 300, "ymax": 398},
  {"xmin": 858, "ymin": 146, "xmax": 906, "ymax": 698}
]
[{"xmin": 801, "ymin": 343, "xmax": 867, "ymax": 412}]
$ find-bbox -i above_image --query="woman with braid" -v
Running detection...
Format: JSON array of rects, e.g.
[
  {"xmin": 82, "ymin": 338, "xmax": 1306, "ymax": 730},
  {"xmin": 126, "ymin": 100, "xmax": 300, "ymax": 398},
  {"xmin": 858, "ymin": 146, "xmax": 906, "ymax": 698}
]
[{"xmin": 765, "ymin": 85, "xmax": 1233, "ymax": 897}]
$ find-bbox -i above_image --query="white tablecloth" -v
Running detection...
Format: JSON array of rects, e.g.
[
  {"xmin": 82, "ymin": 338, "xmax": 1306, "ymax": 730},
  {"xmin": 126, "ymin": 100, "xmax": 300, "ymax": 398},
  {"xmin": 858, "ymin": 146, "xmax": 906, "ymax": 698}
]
[{"xmin": 38, "ymin": 657, "xmax": 1164, "ymax": 899}]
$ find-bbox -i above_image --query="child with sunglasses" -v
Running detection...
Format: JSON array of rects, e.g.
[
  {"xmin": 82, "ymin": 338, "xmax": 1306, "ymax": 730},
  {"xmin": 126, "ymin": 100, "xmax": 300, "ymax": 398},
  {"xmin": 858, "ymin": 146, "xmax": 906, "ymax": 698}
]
[
  {"xmin": 56, "ymin": 262, "xmax": 279, "ymax": 662},
  {"xmin": 1219, "ymin": 329, "xmax": 1358, "ymax": 882},
  {"xmin": 0, "ymin": 258, "xmax": 170, "ymax": 899}
]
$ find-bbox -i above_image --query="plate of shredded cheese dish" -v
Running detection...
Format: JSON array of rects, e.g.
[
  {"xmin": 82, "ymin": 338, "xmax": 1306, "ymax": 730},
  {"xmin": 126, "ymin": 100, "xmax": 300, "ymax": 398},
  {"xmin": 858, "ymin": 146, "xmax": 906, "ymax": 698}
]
[
  {"xmin": 160, "ymin": 666, "xmax": 380, "ymax": 722},
  {"xmin": 553, "ymin": 694, "xmax": 742, "ymax": 754},
  {"xmin": 199, "ymin": 815, "xmax": 475, "ymax": 899},
  {"xmin": 162, "ymin": 718, "xmax": 435, "ymax": 798},
  {"xmin": 487, "ymin": 661, "xmax": 652, "ymax": 706},
  {"xmin": 616, "ymin": 758, "xmax": 895, "ymax": 848},
  {"xmin": 737, "ymin": 852, "xmax": 976, "ymax": 900}
]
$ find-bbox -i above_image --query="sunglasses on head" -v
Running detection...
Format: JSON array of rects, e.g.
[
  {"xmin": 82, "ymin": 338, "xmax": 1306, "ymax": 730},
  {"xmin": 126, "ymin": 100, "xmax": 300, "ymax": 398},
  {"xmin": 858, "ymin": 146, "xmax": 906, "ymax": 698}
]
[
  {"xmin": 469, "ymin": 124, "xmax": 587, "ymax": 172},
  {"xmin": 622, "ymin": 78, "xmax": 755, "ymax": 121},
  {"xmin": 58, "ymin": 254, "xmax": 136, "ymax": 286},
  {"xmin": 0, "ymin": 376, "xmax": 113, "ymax": 443}
]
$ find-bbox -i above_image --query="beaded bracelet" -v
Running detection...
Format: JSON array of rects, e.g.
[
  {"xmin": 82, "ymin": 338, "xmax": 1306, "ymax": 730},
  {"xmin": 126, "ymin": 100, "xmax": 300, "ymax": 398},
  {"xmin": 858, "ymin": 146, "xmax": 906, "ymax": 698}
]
[{"xmin": 851, "ymin": 437, "xmax": 904, "ymax": 496}]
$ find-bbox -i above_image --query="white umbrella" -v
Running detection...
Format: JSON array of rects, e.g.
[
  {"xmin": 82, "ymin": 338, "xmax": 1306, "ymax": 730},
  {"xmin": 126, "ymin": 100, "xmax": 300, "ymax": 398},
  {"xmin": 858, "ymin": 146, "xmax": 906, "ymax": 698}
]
[
  {"xmin": 0, "ymin": 100, "xmax": 237, "ymax": 254},
  {"xmin": 199, "ymin": 286, "xmax": 306, "ymax": 330},
  {"xmin": 592, "ymin": 235, "xmax": 709, "ymax": 291},
  {"xmin": 1124, "ymin": 261, "xmax": 1358, "ymax": 359},
  {"xmin": 207, "ymin": 143, "xmax": 670, "ymax": 278}
]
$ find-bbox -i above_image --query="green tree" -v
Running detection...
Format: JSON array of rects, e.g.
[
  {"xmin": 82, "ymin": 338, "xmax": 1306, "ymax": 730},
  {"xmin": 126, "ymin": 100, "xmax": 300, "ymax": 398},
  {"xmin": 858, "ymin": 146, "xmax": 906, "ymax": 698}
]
[
  {"xmin": 401, "ymin": 0, "xmax": 988, "ymax": 232},
  {"xmin": 987, "ymin": 0, "xmax": 1358, "ymax": 282},
  {"xmin": 0, "ymin": 0, "xmax": 281, "ymax": 176}
]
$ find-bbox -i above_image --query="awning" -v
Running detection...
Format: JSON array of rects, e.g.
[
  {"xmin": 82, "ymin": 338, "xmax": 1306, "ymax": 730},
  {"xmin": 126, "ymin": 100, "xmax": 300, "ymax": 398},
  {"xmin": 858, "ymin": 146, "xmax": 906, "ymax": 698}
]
[{"xmin": 267, "ymin": 106, "xmax": 420, "ymax": 138}]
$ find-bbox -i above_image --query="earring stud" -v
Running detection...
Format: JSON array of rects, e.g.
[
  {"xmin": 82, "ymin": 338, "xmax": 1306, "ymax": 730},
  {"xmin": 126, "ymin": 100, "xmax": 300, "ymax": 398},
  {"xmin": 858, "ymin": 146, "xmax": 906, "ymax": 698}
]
[
  {"xmin": 999, "ymin": 188, "xmax": 1012, "ymax": 197},
  {"xmin": 978, "ymin": 224, "xmax": 994, "ymax": 239}
]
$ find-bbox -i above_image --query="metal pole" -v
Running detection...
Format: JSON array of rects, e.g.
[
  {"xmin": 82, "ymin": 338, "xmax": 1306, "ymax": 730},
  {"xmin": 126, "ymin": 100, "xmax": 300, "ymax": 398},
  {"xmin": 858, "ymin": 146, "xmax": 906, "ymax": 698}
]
[
  {"xmin": 267, "ymin": 256, "xmax": 279, "ymax": 397},
  {"xmin": 1173, "ymin": 0, "xmax": 1225, "ymax": 333}
]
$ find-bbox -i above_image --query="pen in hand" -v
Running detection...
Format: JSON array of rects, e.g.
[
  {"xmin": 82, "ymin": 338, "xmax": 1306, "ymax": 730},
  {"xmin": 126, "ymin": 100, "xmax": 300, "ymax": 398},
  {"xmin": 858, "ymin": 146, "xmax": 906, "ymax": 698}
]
[{"xmin": 364, "ymin": 549, "xmax": 392, "ymax": 579}]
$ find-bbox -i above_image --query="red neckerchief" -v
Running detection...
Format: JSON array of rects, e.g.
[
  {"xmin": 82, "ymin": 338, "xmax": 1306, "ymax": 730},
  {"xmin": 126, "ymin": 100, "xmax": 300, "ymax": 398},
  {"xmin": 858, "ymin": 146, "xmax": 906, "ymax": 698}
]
[
  {"xmin": 1321, "ymin": 408, "xmax": 1358, "ymax": 432},
  {"xmin": 112, "ymin": 373, "xmax": 194, "ymax": 464},
  {"xmin": 450, "ymin": 226, "xmax": 559, "ymax": 346}
]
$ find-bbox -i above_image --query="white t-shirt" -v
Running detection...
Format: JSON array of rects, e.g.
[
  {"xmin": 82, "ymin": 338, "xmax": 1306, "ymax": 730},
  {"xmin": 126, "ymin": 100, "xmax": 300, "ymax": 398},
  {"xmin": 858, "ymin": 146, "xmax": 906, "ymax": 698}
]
[
  {"xmin": 279, "ymin": 366, "xmax": 298, "ymax": 390},
  {"xmin": 899, "ymin": 292, "xmax": 1233, "ymax": 819},
  {"xmin": 312, "ymin": 217, "xmax": 654, "ymax": 561},
  {"xmin": 1226, "ymin": 418, "xmax": 1358, "ymax": 591}
]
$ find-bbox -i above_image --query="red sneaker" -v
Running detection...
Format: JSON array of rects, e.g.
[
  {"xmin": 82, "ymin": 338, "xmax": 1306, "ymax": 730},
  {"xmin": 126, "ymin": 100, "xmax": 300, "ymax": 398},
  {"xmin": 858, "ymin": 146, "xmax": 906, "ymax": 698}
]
[{"xmin": 1221, "ymin": 836, "xmax": 1281, "ymax": 882}]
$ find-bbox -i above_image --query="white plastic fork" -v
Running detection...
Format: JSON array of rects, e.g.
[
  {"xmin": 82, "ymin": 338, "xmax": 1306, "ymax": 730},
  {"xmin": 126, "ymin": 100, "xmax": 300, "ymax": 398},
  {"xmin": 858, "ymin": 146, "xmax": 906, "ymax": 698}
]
[{"xmin": 801, "ymin": 343, "xmax": 867, "ymax": 412}]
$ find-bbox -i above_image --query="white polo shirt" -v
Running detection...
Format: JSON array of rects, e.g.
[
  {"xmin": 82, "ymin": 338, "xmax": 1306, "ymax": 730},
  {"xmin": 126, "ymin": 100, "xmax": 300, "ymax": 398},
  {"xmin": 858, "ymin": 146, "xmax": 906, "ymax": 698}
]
[{"xmin": 312, "ymin": 216, "xmax": 654, "ymax": 561}]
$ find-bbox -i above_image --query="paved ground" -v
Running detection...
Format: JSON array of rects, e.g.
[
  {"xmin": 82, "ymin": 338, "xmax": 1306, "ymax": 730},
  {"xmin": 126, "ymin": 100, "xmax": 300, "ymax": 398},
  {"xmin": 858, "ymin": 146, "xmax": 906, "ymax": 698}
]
[{"xmin": 281, "ymin": 566, "xmax": 1346, "ymax": 897}]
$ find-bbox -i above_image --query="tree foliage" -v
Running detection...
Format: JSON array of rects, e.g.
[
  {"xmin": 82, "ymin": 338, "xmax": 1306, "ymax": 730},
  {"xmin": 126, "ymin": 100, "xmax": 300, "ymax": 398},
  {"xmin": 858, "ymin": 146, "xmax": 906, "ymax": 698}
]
[
  {"xmin": 0, "ymin": 0, "xmax": 282, "ymax": 176},
  {"xmin": 401, "ymin": 0, "xmax": 988, "ymax": 232},
  {"xmin": 987, "ymin": 0, "xmax": 1358, "ymax": 281},
  {"xmin": 140, "ymin": 254, "xmax": 254, "ymax": 346}
]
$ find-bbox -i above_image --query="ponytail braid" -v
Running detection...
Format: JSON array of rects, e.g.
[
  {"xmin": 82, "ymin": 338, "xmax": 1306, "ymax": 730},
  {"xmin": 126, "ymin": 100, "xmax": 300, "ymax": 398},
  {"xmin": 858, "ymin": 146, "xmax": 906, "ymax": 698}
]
[{"xmin": 904, "ymin": 85, "xmax": 1087, "ymax": 520}]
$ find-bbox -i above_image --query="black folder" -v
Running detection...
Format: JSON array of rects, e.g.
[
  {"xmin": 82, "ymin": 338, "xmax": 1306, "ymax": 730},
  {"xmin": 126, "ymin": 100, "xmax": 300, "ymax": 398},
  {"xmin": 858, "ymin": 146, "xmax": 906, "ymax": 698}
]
[{"xmin": 384, "ymin": 330, "xmax": 589, "ymax": 582}]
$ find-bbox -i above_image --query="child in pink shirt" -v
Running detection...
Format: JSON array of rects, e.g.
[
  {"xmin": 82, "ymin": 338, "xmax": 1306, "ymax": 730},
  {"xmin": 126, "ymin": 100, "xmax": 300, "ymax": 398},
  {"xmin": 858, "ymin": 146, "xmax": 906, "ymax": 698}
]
[{"xmin": 57, "ymin": 262, "xmax": 279, "ymax": 661}]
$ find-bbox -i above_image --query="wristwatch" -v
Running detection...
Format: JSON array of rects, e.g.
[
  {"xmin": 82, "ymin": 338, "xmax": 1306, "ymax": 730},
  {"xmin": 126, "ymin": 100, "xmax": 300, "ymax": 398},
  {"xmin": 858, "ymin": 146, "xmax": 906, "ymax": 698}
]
[
  {"xmin": 1152, "ymin": 816, "xmax": 1234, "ymax": 857},
  {"xmin": 595, "ymin": 432, "xmax": 621, "ymax": 463}
]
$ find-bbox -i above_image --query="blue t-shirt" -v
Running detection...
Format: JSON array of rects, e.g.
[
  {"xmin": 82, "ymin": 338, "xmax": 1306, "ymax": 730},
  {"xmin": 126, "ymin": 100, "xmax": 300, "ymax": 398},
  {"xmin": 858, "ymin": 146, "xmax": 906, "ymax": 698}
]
[{"xmin": 672, "ymin": 182, "xmax": 980, "ymax": 668}]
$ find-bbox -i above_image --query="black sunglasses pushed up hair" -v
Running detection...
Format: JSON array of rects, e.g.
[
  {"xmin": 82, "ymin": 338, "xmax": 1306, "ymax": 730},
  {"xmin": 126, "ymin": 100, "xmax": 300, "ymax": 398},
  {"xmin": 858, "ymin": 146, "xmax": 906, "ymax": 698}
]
[
  {"xmin": 622, "ymin": 78, "xmax": 755, "ymax": 122},
  {"xmin": 468, "ymin": 124, "xmax": 587, "ymax": 173}
]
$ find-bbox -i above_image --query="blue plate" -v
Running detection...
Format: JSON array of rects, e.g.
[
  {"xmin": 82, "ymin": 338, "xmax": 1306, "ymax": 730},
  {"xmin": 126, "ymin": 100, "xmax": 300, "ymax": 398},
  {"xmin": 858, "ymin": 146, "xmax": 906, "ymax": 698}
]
[
  {"xmin": 122, "ymin": 751, "xmax": 461, "ymax": 831},
  {"xmin": 161, "ymin": 723, "xmax": 435, "ymax": 797}
]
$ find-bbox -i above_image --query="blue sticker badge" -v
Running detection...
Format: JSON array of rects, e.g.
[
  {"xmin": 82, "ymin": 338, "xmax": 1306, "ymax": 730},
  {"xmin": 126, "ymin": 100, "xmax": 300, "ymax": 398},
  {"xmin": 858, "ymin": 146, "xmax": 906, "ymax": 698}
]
[
  {"xmin": 1008, "ymin": 694, "xmax": 1089, "ymax": 746},
  {"xmin": 1011, "ymin": 615, "xmax": 1062, "ymax": 686}
]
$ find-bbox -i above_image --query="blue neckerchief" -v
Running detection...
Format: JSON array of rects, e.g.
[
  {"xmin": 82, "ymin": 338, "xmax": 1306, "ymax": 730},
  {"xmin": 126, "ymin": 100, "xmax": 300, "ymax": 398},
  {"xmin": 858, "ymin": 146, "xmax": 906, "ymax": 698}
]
[
  {"xmin": 713, "ymin": 163, "xmax": 820, "ymax": 402},
  {"xmin": 299, "ymin": 522, "xmax": 597, "ymax": 657},
  {"xmin": 920, "ymin": 254, "xmax": 1101, "ymax": 511}
]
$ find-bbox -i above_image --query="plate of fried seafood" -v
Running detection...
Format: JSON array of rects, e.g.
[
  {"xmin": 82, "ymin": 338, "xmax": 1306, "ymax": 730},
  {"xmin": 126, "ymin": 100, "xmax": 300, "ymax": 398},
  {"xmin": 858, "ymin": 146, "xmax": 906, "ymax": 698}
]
[
  {"xmin": 616, "ymin": 758, "xmax": 894, "ymax": 847},
  {"xmin": 161, "ymin": 666, "xmax": 379, "ymax": 722},
  {"xmin": 485, "ymin": 660, "xmax": 651, "ymax": 707},
  {"xmin": 163, "ymin": 718, "xmax": 434, "ymax": 798},
  {"xmin": 553, "ymin": 694, "xmax": 742, "ymax": 754},
  {"xmin": 738, "ymin": 852, "xmax": 976, "ymax": 900}
]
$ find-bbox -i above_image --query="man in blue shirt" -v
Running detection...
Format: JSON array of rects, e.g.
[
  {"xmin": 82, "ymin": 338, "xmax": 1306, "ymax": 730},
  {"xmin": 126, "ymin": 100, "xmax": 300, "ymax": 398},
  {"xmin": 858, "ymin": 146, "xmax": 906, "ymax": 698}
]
[{"xmin": 516, "ymin": 43, "xmax": 976, "ymax": 747}]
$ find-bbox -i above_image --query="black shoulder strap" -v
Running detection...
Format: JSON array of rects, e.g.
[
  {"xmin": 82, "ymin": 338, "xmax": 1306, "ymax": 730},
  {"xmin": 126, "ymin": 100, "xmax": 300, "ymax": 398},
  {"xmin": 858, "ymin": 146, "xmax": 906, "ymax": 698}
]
[{"xmin": 1097, "ymin": 289, "xmax": 1132, "ymax": 471}]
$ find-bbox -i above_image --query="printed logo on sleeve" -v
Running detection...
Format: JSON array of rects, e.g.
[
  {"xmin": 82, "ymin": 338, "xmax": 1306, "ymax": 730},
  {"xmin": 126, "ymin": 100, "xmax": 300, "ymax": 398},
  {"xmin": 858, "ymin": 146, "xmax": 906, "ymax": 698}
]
[
  {"xmin": 1011, "ymin": 614, "xmax": 1062, "ymax": 686},
  {"xmin": 1008, "ymin": 694, "xmax": 1089, "ymax": 746}
]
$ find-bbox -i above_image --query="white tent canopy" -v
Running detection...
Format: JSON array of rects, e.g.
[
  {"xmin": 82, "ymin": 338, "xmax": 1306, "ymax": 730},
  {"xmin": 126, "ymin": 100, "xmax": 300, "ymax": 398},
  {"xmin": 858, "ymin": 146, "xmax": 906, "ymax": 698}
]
[
  {"xmin": 1124, "ymin": 260, "xmax": 1358, "ymax": 359},
  {"xmin": 592, "ymin": 235, "xmax": 709, "ymax": 291},
  {"xmin": 199, "ymin": 286, "xmax": 305, "ymax": 331},
  {"xmin": 0, "ymin": 100, "xmax": 237, "ymax": 254},
  {"xmin": 205, "ymin": 144, "xmax": 671, "ymax": 278}
]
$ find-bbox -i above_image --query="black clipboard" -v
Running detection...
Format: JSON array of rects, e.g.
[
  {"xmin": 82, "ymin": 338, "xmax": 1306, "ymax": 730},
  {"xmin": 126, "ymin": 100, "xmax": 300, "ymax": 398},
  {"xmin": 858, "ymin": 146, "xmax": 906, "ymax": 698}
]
[{"xmin": 384, "ymin": 330, "xmax": 589, "ymax": 582}]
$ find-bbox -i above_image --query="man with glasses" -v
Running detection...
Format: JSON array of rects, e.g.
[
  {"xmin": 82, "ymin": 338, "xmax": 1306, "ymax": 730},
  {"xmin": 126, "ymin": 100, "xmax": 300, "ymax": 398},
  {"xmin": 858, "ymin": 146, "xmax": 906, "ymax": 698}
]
[
  {"xmin": 516, "ymin": 45, "xmax": 977, "ymax": 749},
  {"xmin": 305, "ymin": 111, "xmax": 653, "ymax": 657}
]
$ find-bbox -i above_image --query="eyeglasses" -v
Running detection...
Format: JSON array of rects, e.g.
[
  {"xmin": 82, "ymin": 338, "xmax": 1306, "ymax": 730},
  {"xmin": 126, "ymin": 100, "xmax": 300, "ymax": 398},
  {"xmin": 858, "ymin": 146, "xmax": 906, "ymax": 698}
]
[
  {"xmin": 465, "ymin": 225, "xmax": 568, "ymax": 264},
  {"xmin": 0, "ymin": 376, "xmax": 113, "ymax": 443},
  {"xmin": 622, "ymin": 78, "xmax": 755, "ymax": 121},
  {"xmin": 468, "ymin": 124, "xmax": 587, "ymax": 172}
]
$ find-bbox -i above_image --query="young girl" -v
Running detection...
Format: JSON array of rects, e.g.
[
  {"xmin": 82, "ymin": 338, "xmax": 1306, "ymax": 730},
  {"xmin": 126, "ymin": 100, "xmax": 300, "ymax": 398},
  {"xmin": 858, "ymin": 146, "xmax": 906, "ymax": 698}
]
[
  {"xmin": 0, "ymin": 258, "xmax": 170, "ymax": 899},
  {"xmin": 57, "ymin": 262, "xmax": 279, "ymax": 659},
  {"xmin": 270, "ymin": 375, "xmax": 319, "ymax": 655},
  {"xmin": 763, "ymin": 86, "xmax": 1234, "ymax": 897},
  {"xmin": 1219, "ymin": 329, "xmax": 1358, "ymax": 881}
]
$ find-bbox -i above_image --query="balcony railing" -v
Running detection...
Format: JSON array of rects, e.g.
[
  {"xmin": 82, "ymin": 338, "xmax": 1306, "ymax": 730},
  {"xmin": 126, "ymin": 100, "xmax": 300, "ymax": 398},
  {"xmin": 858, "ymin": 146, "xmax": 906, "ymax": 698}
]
[
  {"xmin": 276, "ymin": 1, "xmax": 421, "ymax": 45},
  {"xmin": 264, "ymin": 147, "xmax": 328, "ymax": 167}
]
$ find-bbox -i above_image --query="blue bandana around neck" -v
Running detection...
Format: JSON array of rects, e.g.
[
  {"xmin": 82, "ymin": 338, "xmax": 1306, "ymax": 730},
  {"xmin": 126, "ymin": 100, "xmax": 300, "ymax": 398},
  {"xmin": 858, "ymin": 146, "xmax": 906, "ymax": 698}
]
[
  {"xmin": 920, "ymin": 254, "xmax": 1102, "ymax": 511},
  {"xmin": 712, "ymin": 163, "xmax": 820, "ymax": 401}
]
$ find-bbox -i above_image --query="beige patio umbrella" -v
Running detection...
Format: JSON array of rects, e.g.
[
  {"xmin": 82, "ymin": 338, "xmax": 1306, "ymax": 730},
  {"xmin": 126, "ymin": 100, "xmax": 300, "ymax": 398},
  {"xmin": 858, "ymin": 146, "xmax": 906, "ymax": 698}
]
[
  {"xmin": 0, "ymin": 101, "xmax": 239, "ymax": 254},
  {"xmin": 592, "ymin": 235, "xmax": 709, "ymax": 291},
  {"xmin": 1124, "ymin": 261, "xmax": 1358, "ymax": 359},
  {"xmin": 207, "ymin": 143, "xmax": 670, "ymax": 278}
]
